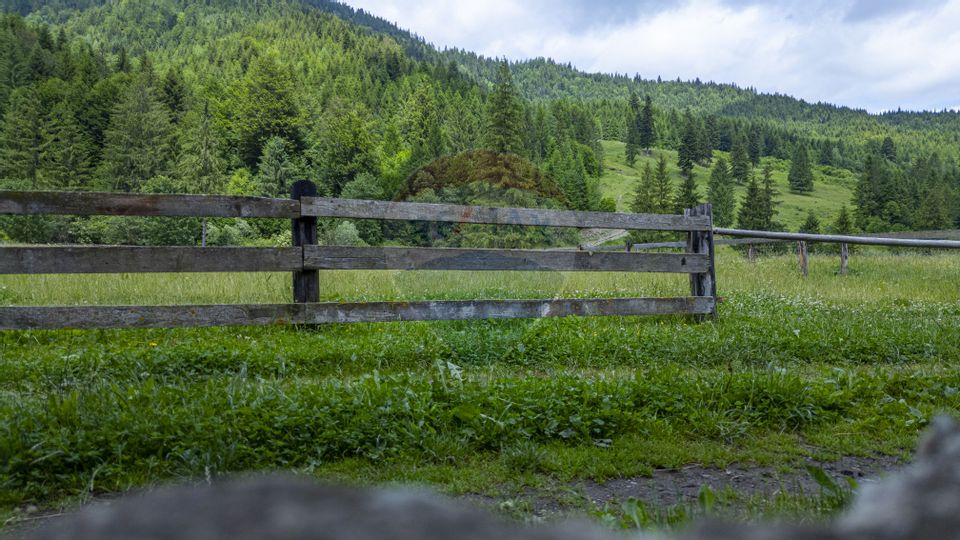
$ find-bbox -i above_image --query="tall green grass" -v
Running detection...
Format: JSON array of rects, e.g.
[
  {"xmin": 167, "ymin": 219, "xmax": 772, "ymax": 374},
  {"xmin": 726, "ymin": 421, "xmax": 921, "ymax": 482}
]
[{"xmin": 1, "ymin": 250, "xmax": 958, "ymax": 526}]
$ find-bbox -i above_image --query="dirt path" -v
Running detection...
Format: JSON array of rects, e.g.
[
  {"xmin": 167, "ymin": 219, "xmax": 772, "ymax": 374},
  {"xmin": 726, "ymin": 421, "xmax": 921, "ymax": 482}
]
[{"xmin": 466, "ymin": 455, "xmax": 903, "ymax": 518}]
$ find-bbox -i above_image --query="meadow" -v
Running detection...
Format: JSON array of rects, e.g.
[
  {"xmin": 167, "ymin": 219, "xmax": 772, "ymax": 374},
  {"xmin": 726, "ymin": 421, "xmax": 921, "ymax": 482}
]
[
  {"xmin": 2, "ymin": 248, "xmax": 960, "ymax": 531},
  {"xmin": 599, "ymin": 141, "xmax": 857, "ymax": 230}
]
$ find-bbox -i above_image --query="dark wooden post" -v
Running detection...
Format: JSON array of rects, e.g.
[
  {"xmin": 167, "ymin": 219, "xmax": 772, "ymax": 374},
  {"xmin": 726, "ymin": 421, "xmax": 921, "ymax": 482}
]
[
  {"xmin": 291, "ymin": 180, "xmax": 319, "ymax": 303},
  {"xmin": 797, "ymin": 240, "xmax": 809, "ymax": 277},
  {"xmin": 685, "ymin": 204, "xmax": 717, "ymax": 319},
  {"xmin": 839, "ymin": 242, "xmax": 849, "ymax": 275}
]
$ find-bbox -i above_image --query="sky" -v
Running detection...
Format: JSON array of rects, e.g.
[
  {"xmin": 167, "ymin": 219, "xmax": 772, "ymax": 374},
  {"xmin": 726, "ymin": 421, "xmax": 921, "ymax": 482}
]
[{"xmin": 344, "ymin": 0, "xmax": 960, "ymax": 113}]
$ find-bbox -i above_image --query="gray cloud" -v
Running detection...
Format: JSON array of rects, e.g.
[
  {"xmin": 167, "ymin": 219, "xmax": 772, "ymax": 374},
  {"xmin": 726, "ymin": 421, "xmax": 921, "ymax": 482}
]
[{"xmin": 346, "ymin": 0, "xmax": 960, "ymax": 112}]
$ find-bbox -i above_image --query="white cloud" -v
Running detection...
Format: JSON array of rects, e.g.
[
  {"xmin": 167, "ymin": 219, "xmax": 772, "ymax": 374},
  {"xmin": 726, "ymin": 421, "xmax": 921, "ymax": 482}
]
[{"xmin": 346, "ymin": 0, "xmax": 960, "ymax": 112}]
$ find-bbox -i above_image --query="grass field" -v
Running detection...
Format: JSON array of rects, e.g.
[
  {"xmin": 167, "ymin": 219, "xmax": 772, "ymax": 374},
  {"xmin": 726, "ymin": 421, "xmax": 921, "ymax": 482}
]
[
  {"xmin": 599, "ymin": 141, "xmax": 857, "ymax": 230},
  {"xmin": 2, "ymin": 248, "xmax": 959, "ymax": 532}
]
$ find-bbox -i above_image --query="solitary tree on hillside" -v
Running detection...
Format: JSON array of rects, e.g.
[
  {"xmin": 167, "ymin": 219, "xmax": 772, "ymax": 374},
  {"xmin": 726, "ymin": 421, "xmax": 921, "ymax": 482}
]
[
  {"xmin": 707, "ymin": 156, "xmax": 735, "ymax": 227},
  {"xmin": 831, "ymin": 205, "xmax": 855, "ymax": 235},
  {"xmin": 484, "ymin": 62, "xmax": 524, "ymax": 155},
  {"xmin": 651, "ymin": 154, "xmax": 673, "ymax": 214},
  {"xmin": 677, "ymin": 112, "xmax": 698, "ymax": 177},
  {"xmin": 625, "ymin": 92, "xmax": 641, "ymax": 166},
  {"xmin": 788, "ymin": 145, "xmax": 814, "ymax": 193},
  {"xmin": 639, "ymin": 95, "xmax": 656, "ymax": 153},
  {"xmin": 674, "ymin": 170, "xmax": 700, "ymax": 213},
  {"xmin": 737, "ymin": 173, "xmax": 765, "ymax": 231},
  {"xmin": 630, "ymin": 162, "xmax": 655, "ymax": 214},
  {"xmin": 730, "ymin": 135, "xmax": 751, "ymax": 185},
  {"xmin": 799, "ymin": 210, "xmax": 820, "ymax": 234}
]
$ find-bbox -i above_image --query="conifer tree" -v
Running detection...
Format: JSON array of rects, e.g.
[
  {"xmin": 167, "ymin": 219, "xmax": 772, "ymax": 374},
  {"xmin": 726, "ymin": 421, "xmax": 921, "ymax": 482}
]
[
  {"xmin": 160, "ymin": 68, "xmax": 188, "ymax": 123},
  {"xmin": 747, "ymin": 125, "xmax": 763, "ymax": 165},
  {"xmin": 788, "ymin": 145, "xmax": 814, "ymax": 193},
  {"xmin": 39, "ymin": 101, "xmax": 94, "ymax": 189},
  {"xmin": 880, "ymin": 136, "xmax": 897, "ymax": 162},
  {"xmin": 98, "ymin": 74, "xmax": 174, "ymax": 191},
  {"xmin": 625, "ymin": 92, "xmax": 640, "ymax": 167},
  {"xmin": 178, "ymin": 101, "xmax": 225, "ymax": 194},
  {"xmin": 677, "ymin": 112, "xmax": 698, "ymax": 177},
  {"xmin": 483, "ymin": 61, "xmax": 524, "ymax": 155},
  {"xmin": 638, "ymin": 95, "xmax": 655, "ymax": 152},
  {"xmin": 737, "ymin": 173, "xmax": 765, "ymax": 230},
  {"xmin": 831, "ymin": 205, "xmax": 855, "ymax": 235},
  {"xmin": 759, "ymin": 163, "xmax": 780, "ymax": 229},
  {"xmin": 256, "ymin": 136, "xmax": 296, "ymax": 198},
  {"xmin": 707, "ymin": 156, "xmax": 735, "ymax": 227},
  {"xmin": 630, "ymin": 162, "xmax": 655, "ymax": 214},
  {"xmin": 651, "ymin": 154, "xmax": 673, "ymax": 214},
  {"xmin": 674, "ymin": 170, "xmax": 700, "ymax": 213},
  {"xmin": 230, "ymin": 53, "xmax": 303, "ymax": 169},
  {"xmin": 730, "ymin": 135, "xmax": 750, "ymax": 185},
  {"xmin": 0, "ymin": 86, "xmax": 43, "ymax": 187},
  {"xmin": 799, "ymin": 210, "xmax": 820, "ymax": 234}
]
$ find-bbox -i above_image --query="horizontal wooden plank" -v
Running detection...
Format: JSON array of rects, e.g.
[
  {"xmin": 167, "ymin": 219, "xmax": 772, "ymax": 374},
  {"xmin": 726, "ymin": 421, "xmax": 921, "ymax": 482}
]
[
  {"xmin": 0, "ymin": 247, "xmax": 302, "ymax": 274},
  {"xmin": 302, "ymin": 197, "xmax": 711, "ymax": 231},
  {"xmin": 304, "ymin": 246, "xmax": 709, "ymax": 273},
  {"xmin": 0, "ymin": 297, "xmax": 715, "ymax": 330},
  {"xmin": 0, "ymin": 191, "xmax": 299, "ymax": 218}
]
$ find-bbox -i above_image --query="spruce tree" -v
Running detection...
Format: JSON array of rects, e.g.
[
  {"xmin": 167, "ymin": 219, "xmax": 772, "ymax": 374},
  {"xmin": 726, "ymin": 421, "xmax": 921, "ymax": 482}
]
[
  {"xmin": 256, "ymin": 136, "xmax": 296, "ymax": 198},
  {"xmin": 759, "ymin": 164, "xmax": 781, "ymax": 229},
  {"xmin": 178, "ymin": 101, "xmax": 225, "ymax": 194},
  {"xmin": 39, "ymin": 101, "xmax": 95, "ymax": 189},
  {"xmin": 831, "ymin": 205, "xmax": 855, "ymax": 235},
  {"xmin": 651, "ymin": 154, "xmax": 673, "ymax": 214},
  {"xmin": 799, "ymin": 210, "xmax": 820, "ymax": 234},
  {"xmin": 160, "ymin": 68, "xmax": 188, "ymax": 123},
  {"xmin": 483, "ymin": 61, "xmax": 524, "ymax": 155},
  {"xmin": 707, "ymin": 156, "xmax": 735, "ymax": 227},
  {"xmin": 0, "ymin": 86, "xmax": 42, "ymax": 187},
  {"xmin": 625, "ymin": 92, "xmax": 641, "ymax": 167},
  {"xmin": 788, "ymin": 145, "xmax": 814, "ymax": 193},
  {"xmin": 674, "ymin": 170, "xmax": 700, "ymax": 213},
  {"xmin": 747, "ymin": 125, "xmax": 763, "ymax": 165},
  {"xmin": 677, "ymin": 112, "xmax": 698, "ymax": 177},
  {"xmin": 638, "ymin": 95, "xmax": 655, "ymax": 152},
  {"xmin": 880, "ymin": 136, "xmax": 897, "ymax": 162},
  {"xmin": 230, "ymin": 53, "xmax": 303, "ymax": 169},
  {"xmin": 630, "ymin": 162, "xmax": 655, "ymax": 214},
  {"xmin": 737, "ymin": 173, "xmax": 766, "ymax": 230},
  {"xmin": 730, "ymin": 135, "xmax": 750, "ymax": 185},
  {"xmin": 98, "ymin": 75, "xmax": 174, "ymax": 191}
]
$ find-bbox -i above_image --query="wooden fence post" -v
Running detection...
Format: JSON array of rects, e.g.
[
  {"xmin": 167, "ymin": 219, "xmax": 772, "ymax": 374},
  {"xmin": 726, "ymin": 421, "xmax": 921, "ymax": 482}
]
[
  {"xmin": 839, "ymin": 242, "xmax": 849, "ymax": 275},
  {"xmin": 797, "ymin": 241, "xmax": 809, "ymax": 277},
  {"xmin": 291, "ymin": 180, "xmax": 319, "ymax": 303},
  {"xmin": 747, "ymin": 244, "xmax": 756, "ymax": 263},
  {"xmin": 685, "ymin": 204, "xmax": 717, "ymax": 319}
]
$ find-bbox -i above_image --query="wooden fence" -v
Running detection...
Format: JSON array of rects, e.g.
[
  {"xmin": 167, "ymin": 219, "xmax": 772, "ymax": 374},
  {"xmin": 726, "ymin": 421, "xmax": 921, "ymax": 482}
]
[
  {"xmin": 0, "ymin": 182, "xmax": 718, "ymax": 330},
  {"xmin": 621, "ymin": 227, "xmax": 960, "ymax": 277}
]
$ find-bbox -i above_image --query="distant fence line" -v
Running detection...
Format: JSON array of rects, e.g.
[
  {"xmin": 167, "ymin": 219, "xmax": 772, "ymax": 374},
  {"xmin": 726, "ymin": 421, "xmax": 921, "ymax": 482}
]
[
  {"xmin": 597, "ymin": 226, "xmax": 960, "ymax": 277},
  {"xmin": 0, "ymin": 186, "xmax": 718, "ymax": 330}
]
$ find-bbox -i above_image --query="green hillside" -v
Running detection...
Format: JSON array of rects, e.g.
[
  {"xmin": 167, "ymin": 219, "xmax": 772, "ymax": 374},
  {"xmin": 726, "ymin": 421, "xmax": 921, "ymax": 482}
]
[
  {"xmin": 0, "ymin": 0, "xmax": 957, "ymax": 247},
  {"xmin": 599, "ymin": 141, "xmax": 856, "ymax": 230}
]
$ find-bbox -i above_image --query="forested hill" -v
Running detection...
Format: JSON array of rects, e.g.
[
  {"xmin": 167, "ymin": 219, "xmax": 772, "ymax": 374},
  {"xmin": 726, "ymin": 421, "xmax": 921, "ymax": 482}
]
[{"xmin": 0, "ymin": 0, "xmax": 957, "ymax": 247}]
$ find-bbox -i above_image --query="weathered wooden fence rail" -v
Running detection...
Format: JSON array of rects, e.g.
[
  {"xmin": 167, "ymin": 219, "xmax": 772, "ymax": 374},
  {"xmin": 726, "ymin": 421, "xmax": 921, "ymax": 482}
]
[
  {"xmin": 0, "ymin": 183, "xmax": 718, "ymax": 330},
  {"xmin": 616, "ymin": 227, "xmax": 960, "ymax": 277}
]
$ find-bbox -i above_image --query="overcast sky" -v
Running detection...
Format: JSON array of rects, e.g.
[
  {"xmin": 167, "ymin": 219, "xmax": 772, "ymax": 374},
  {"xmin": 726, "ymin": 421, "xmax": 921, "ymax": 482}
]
[{"xmin": 344, "ymin": 0, "xmax": 960, "ymax": 113}]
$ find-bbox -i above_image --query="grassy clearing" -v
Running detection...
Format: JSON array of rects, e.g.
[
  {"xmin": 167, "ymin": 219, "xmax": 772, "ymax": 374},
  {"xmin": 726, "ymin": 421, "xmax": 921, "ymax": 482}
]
[
  {"xmin": 599, "ymin": 140, "xmax": 856, "ymax": 230},
  {"xmin": 1, "ymin": 251, "xmax": 959, "ymax": 530}
]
